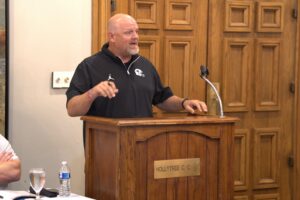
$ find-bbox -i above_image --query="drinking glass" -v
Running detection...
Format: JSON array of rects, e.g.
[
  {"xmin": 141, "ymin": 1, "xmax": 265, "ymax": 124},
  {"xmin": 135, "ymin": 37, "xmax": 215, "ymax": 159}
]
[{"xmin": 29, "ymin": 168, "xmax": 46, "ymax": 199}]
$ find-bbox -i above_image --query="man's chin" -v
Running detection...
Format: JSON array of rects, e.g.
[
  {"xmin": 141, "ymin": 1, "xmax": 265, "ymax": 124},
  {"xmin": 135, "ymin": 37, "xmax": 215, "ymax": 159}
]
[{"xmin": 129, "ymin": 47, "xmax": 139, "ymax": 55}]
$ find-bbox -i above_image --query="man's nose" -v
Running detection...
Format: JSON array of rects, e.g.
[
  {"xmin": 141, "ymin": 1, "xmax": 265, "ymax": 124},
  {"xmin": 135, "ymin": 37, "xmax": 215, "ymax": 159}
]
[{"xmin": 132, "ymin": 31, "xmax": 139, "ymax": 38}]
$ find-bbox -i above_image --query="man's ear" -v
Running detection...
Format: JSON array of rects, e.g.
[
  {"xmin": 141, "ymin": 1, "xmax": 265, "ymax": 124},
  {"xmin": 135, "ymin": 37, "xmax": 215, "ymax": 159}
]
[{"xmin": 108, "ymin": 32, "xmax": 115, "ymax": 42}]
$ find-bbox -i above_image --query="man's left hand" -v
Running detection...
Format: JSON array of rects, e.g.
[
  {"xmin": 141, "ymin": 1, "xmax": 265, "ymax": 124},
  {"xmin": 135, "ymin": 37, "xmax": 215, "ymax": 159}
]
[{"xmin": 183, "ymin": 99, "xmax": 208, "ymax": 114}]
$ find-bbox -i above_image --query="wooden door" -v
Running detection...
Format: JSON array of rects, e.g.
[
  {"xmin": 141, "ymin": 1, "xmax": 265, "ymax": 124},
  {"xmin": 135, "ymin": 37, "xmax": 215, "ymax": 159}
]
[
  {"xmin": 92, "ymin": 0, "xmax": 298, "ymax": 199},
  {"xmin": 208, "ymin": 0, "xmax": 297, "ymax": 199}
]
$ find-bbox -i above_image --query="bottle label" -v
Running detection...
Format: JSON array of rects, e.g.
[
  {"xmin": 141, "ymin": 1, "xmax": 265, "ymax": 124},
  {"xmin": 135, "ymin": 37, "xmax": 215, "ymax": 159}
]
[{"xmin": 59, "ymin": 172, "xmax": 70, "ymax": 179}]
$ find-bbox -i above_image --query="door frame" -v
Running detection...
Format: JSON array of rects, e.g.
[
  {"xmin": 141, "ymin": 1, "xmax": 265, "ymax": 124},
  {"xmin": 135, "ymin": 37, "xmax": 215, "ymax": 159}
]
[
  {"xmin": 295, "ymin": 1, "xmax": 300, "ymax": 199},
  {"xmin": 91, "ymin": 0, "xmax": 110, "ymax": 53}
]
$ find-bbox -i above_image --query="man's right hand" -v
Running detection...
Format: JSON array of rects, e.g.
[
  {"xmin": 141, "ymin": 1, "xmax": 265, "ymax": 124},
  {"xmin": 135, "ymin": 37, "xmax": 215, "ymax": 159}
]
[
  {"xmin": 67, "ymin": 81, "xmax": 119, "ymax": 117},
  {"xmin": 88, "ymin": 81, "xmax": 119, "ymax": 100}
]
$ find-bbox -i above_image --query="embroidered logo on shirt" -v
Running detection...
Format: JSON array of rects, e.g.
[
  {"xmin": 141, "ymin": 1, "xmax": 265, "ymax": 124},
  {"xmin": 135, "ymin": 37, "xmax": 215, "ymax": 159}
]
[
  {"xmin": 107, "ymin": 73, "xmax": 115, "ymax": 82},
  {"xmin": 134, "ymin": 68, "xmax": 145, "ymax": 77}
]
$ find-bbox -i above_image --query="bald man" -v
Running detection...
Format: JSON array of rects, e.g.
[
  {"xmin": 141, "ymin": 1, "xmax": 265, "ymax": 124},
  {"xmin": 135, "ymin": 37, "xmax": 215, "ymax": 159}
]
[{"xmin": 66, "ymin": 13, "xmax": 207, "ymax": 118}]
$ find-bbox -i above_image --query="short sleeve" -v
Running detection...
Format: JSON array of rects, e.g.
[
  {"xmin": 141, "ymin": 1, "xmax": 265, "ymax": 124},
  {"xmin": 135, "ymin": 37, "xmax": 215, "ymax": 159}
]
[
  {"xmin": 66, "ymin": 60, "xmax": 92, "ymax": 103},
  {"xmin": 152, "ymin": 68, "xmax": 173, "ymax": 105},
  {"xmin": 0, "ymin": 135, "xmax": 19, "ymax": 160}
]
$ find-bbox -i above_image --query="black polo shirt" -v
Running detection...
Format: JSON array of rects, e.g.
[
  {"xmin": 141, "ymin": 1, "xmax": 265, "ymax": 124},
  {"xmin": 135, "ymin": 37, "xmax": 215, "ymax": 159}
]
[{"xmin": 66, "ymin": 43, "xmax": 173, "ymax": 118}]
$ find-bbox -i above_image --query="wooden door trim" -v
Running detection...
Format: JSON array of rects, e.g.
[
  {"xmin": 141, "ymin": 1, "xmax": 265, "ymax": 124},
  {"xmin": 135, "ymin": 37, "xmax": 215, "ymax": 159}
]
[
  {"xmin": 92, "ymin": 0, "xmax": 110, "ymax": 54},
  {"xmin": 293, "ymin": 1, "xmax": 300, "ymax": 200}
]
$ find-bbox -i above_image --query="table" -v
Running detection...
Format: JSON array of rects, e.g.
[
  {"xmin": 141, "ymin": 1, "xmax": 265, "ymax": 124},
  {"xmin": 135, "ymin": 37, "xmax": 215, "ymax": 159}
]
[
  {"xmin": 0, "ymin": 190, "xmax": 94, "ymax": 200},
  {"xmin": 42, "ymin": 193, "xmax": 94, "ymax": 199}
]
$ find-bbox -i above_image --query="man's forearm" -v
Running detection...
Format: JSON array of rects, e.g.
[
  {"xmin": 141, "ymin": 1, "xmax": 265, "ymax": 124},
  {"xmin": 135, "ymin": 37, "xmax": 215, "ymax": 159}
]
[
  {"xmin": 67, "ymin": 90, "xmax": 96, "ymax": 117},
  {"xmin": 156, "ymin": 96, "xmax": 184, "ymax": 112},
  {"xmin": 157, "ymin": 95, "xmax": 208, "ymax": 114},
  {"xmin": 0, "ymin": 159, "xmax": 21, "ymax": 185}
]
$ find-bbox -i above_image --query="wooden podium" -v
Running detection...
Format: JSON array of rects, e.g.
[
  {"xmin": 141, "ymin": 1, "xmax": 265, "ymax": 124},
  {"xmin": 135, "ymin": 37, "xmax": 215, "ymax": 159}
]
[{"xmin": 81, "ymin": 115, "xmax": 238, "ymax": 200}]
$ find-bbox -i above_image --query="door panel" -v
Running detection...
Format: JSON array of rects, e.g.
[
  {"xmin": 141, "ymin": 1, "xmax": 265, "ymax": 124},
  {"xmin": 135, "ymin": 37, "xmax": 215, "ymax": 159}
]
[{"xmin": 222, "ymin": 37, "xmax": 253, "ymax": 112}]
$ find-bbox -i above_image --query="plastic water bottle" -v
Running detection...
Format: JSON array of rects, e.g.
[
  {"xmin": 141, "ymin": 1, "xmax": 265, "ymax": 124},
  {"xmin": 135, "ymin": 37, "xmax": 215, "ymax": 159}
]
[{"xmin": 59, "ymin": 161, "xmax": 71, "ymax": 196}]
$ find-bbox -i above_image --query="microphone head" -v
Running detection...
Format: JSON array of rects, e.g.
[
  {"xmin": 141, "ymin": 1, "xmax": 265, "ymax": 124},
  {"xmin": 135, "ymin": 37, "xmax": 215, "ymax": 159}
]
[{"xmin": 200, "ymin": 65, "xmax": 209, "ymax": 78}]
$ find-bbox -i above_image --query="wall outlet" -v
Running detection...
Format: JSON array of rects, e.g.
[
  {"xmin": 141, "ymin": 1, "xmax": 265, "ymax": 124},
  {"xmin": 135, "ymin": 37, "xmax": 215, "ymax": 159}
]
[{"xmin": 52, "ymin": 71, "xmax": 74, "ymax": 89}]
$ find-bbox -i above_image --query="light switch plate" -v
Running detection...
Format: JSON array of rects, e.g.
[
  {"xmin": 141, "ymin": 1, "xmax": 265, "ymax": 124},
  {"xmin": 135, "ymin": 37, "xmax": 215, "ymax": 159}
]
[{"xmin": 52, "ymin": 71, "xmax": 74, "ymax": 89}]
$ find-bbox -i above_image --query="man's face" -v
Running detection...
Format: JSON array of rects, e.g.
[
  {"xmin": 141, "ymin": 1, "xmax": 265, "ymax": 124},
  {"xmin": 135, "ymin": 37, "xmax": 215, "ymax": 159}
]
[{"xmin": 110, "ymin": 18, "xmax": 139, "ymax": 57}]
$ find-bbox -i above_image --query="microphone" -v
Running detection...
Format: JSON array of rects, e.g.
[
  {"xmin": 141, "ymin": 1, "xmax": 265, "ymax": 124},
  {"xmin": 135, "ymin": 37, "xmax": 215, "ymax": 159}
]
[
  {"xmin": 199, "ymin": 65, "xmax": 224, "ymax": 118},
  {"xmin": 200, "ymin": 65, "xmax": 209, "ymax": 77}
]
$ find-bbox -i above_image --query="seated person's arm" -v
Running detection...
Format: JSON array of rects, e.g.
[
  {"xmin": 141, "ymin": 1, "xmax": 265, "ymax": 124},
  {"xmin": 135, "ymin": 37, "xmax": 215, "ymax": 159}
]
[{"xmin": 0, "ymin": 152, "xmax": 21, "ymax": 186}]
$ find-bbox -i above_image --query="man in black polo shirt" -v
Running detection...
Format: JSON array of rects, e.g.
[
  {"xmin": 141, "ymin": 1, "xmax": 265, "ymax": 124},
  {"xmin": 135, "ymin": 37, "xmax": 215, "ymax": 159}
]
[{"xmin": 66, "ymin": 13, "xmax": 207, "ymax": 118}]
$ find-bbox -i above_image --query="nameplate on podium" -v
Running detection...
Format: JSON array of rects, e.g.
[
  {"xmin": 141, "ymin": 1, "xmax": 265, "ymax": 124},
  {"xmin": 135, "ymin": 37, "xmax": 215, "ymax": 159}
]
[{"xmin": 154, "ymin": 158, "xmax": 200, "ymax": 179}]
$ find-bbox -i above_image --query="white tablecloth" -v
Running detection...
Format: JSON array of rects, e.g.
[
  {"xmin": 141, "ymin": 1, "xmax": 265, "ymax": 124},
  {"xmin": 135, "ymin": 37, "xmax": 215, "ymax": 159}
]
[
  {"xmin": 42, "ymin": 193, "xmax": 94, "ymax": 199},
  {"xmin": 0, "ymin": 190, "xmax": 95, "ymax": 200}
]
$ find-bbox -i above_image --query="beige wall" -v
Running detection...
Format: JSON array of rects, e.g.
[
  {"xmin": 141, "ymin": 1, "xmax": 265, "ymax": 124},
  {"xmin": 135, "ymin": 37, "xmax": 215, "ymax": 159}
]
[{"xmin": 8, "ymin": 0, "xmax": 91, "ymax": 195}]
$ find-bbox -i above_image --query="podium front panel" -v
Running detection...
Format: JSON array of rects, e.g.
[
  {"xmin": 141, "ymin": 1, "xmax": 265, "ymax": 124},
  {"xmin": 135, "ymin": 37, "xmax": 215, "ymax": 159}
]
[{"xmin": 82, "ymin": 116, "xmax": 237, "ymax": 200}]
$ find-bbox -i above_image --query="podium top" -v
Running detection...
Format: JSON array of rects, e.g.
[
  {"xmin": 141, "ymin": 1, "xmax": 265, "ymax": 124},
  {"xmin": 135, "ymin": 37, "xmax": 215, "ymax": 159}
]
[{"xmin": 81, "ymin": 114, "xmax": 239, "ymax": 127}]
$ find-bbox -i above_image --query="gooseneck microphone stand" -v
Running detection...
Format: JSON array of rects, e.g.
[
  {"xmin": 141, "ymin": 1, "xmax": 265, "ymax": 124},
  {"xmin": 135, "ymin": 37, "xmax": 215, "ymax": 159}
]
[{"xmin": 199, "ymin": 65, "xmax": 224, "ymax": 118}]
